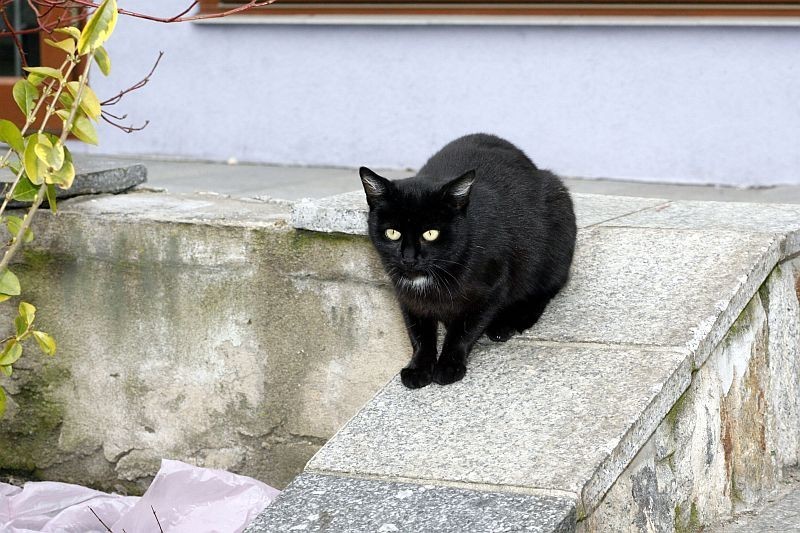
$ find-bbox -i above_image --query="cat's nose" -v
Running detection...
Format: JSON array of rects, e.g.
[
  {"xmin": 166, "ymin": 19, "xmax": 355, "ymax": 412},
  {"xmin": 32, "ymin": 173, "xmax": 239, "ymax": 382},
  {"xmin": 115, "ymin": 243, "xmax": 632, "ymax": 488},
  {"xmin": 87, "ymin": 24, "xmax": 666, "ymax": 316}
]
[{"xmin": 401, "ymin": 258, "xmax": 416, "ymax": 268}]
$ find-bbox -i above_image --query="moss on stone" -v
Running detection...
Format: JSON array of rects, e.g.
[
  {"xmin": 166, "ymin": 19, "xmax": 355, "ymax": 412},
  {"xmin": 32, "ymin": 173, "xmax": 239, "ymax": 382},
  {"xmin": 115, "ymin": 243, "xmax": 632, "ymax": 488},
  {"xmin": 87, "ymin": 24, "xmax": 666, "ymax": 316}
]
[
  {"xmin": 674, "ymin": 501, "xmax": 702, "ymax": 533},
  {"xmin": 665, "ymin": 389, "xmax": 689, "ymax": 431},
  {"xmin": 0, "ymin": 362, "xmax": 70, "ymax": 472},
  {"xmin": 290, "ymin": 229, "xmax": 361, "ymax": 251}
]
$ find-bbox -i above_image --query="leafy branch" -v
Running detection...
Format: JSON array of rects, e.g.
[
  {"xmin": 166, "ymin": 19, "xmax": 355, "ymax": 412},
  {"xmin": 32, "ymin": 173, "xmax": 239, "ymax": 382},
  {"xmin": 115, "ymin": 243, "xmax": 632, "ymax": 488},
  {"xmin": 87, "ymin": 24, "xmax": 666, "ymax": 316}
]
[{"xmin": 0, "ymin": 0, "xmax": 117, "ymax": 414}]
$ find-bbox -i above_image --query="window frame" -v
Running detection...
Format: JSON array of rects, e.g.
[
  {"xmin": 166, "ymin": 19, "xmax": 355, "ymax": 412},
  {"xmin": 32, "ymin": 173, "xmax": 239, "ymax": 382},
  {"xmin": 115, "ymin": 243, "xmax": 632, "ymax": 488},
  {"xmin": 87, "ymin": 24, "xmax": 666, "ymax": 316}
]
[
  {"xmin": 197, "ymin": 1, "xmax": 800, "ymax": 18},
  {"xmin": 0, "ymin": 4, "xmax": 79, "ymax": 129}
]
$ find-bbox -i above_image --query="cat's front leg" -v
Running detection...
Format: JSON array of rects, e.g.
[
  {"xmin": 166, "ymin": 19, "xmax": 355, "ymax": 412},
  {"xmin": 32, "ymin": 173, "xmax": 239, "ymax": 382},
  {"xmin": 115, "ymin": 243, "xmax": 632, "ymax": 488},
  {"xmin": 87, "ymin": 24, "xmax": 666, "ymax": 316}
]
[
  {"xmin": 399, "ymin": 309, "xmax": 438, "ymax": 389},
  {"xmin": 433, "ymin": 306, "xmax": 498, "ymax": 385}
]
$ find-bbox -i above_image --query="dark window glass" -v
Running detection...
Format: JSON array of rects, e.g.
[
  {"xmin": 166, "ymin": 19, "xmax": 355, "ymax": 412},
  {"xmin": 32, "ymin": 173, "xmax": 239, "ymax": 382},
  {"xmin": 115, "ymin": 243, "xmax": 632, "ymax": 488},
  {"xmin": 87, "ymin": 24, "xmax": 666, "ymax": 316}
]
[{"xmin": 0, "ymin": 0, "xmax": 41, "ymax": 77}]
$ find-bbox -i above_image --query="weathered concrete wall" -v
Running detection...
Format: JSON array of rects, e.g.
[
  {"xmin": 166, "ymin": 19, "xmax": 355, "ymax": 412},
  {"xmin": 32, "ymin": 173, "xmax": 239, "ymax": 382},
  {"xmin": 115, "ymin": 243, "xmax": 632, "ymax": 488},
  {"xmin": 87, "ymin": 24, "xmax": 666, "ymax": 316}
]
[
  {"xmin": 579, "ymin": 259, "xmax": 800, "ymax": 532},
  {"xmin": 0, "ymin": 193, "xmax": 409, "ymax": 493}
]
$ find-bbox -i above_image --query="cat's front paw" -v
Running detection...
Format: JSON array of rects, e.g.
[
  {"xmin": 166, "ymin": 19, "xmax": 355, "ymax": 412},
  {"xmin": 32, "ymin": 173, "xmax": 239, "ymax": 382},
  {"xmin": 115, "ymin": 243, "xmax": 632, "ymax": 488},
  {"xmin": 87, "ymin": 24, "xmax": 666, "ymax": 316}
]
[
  {"xmin": 432, "ymin": 358, "xmax": 467, "ymax": 385},
  {"xmin": 401, "ymin": 365, "xmax": 434, "ymax": 389}
]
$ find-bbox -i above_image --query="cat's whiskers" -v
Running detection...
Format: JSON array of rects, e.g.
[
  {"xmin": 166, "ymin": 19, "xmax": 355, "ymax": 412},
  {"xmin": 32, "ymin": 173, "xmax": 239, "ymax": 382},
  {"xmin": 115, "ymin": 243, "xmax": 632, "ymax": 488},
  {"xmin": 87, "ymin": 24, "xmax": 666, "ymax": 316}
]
[{"xmin": 427, "ymin": 266, "xmax": 454, "ymax": 303}]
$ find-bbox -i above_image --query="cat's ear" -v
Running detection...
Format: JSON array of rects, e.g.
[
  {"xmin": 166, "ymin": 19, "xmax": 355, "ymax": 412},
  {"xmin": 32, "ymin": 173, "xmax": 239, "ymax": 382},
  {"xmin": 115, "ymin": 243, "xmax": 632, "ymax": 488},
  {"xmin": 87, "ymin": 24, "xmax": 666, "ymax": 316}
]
[
  {"xmin": 360, "ymin": 167, "xmax": 392, "ymax": 208},
  {"xmin": 441, "ymin": 169, "xmax": 476, "ymax": 210}
]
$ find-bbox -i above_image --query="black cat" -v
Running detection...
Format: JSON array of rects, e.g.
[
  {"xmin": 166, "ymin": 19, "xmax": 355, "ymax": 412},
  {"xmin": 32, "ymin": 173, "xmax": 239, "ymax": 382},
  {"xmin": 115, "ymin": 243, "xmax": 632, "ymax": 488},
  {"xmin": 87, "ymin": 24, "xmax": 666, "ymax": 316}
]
[{"xmin": 360, "ymin": 133, "xmax": 576, "ymax": 388}]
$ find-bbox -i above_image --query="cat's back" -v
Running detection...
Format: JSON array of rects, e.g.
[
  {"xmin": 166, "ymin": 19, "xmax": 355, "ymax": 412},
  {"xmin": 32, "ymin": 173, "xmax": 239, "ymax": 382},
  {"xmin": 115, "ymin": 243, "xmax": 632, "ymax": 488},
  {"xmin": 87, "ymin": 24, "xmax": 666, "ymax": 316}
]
[{"xmin": 416, "ymin": 133, "xmax": 535, "ymax": 185}]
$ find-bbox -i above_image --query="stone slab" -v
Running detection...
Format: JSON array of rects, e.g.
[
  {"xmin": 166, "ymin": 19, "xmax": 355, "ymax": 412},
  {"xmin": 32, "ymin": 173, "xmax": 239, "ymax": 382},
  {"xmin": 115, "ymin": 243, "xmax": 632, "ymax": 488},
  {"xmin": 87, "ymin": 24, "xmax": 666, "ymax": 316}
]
[
  {"xmin": 7, "ymin": 158, "xmax": 147, "ymax": 208},
  {"xmin": 599, "ymin": 199, "xmax": 800, "ymax": 257},
  {"xmin": 290, "ymin": 191, "xmax": 669, "ymax": 235},
  {"xmin": 292, "ymin": 191, "xmax": 368, "ymax": 234},
  {"xmin": 308, "ymin": 339, "xmax": 691, "ymax": 513},
  {"xmin": 525, "ymin": 227, "xmax": 782, "ymax": 367},
  {"xmin": 245, "ymin": 473, "xmax": 576, "ymax": 533},
  {"xmin": 570, "ymin": 193, "xmax": 668, "ymax": 228},
  {"xmin": 52, "ymin": 191, "xmax": 289, "ymax": 229}
]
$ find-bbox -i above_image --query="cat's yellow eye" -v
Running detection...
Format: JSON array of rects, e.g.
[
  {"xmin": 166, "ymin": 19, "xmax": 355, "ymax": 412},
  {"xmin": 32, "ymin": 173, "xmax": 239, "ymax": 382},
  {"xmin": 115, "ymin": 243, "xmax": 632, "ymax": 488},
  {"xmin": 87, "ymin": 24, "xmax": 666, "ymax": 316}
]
[
  {"xmin": 385, "ymin": 228, "xmax": 402, "ymax": 241},
  {"xmin": 422, "ymin": 230, "xmax": 440, "ymax": 242}
]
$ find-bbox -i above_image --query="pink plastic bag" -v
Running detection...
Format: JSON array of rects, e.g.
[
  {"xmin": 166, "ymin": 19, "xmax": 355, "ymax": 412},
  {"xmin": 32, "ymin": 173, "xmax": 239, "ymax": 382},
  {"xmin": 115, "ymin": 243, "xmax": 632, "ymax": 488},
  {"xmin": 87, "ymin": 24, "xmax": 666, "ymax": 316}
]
[{"xmin": 0, "ymin": 459, "xmax": 279, "ymax": 533}]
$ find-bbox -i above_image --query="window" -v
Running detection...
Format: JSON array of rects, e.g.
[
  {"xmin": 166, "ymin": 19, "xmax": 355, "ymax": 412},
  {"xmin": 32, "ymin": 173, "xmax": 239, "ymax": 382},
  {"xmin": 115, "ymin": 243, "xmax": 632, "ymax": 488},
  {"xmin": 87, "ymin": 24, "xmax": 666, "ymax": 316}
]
[
  {"xmin": 0, "ymin": 1, "xmax": 76, "ymax": 128},
  {"xmin": 197, "ymin": 1, "xmax": 800, "ymax": 18}
]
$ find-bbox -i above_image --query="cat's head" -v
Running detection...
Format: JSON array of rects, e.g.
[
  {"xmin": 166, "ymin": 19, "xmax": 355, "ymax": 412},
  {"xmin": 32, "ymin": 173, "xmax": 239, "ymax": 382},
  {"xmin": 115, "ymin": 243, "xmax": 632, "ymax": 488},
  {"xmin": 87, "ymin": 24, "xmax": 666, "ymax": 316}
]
[{"xmin": 359, "ymin": 167, "xmax": 475, "ymax": 291}]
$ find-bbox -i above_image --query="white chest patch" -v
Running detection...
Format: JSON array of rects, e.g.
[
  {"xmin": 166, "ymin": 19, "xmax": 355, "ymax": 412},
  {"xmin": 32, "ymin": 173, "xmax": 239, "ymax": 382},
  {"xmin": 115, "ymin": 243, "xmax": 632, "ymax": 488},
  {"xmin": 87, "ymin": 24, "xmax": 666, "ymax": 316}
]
[{"xmin": 399, "ymin": 274, "xmax": 431, "ymax": 292}]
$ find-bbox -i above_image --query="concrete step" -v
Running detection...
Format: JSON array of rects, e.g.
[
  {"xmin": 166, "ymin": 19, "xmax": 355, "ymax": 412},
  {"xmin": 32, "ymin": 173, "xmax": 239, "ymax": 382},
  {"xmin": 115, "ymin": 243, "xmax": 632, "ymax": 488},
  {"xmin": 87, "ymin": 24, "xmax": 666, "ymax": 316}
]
[{"xmin": 247, "ymin": 191, "xmax": 800, "ymax": 532}]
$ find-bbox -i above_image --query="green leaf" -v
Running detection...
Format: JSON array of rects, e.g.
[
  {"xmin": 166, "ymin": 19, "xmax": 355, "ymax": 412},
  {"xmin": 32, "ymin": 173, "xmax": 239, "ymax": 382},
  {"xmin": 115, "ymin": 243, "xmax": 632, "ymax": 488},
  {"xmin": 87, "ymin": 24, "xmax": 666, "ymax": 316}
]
[
  {"xmin": 58, "ymin": 92, "xmax": 75, "ymax": 109},
  {"xmin": 14, "ymin": 316, "xmax": 26, "ymax": 337},
  {"xmin": 23, "ymin": 66, "xmax": 63, "ymax": 82},
  {"xmin": 47, "ymin": 146, "xmax": 74, "ymax": 190},
  {"xmin": 55, "ymin": 26, "xmax": 82, "ymax": 41},
  {"xmin": 12, "ymin": 80, "xmax": 38, "ymax": 117},
  {"xmin": 0, "ymin": 386, "xmax": 6, "ymax": 417},
  {"xmin": 0, "ymin": 294, "xmax": 11, "ymax": 304},
  {"xmin": 19, "ymin": 302, "xmax": 35, "ymax": 326},
  {"xmin": 33, "ymin": 331, "xmax": 56, "ymax": 356},
  {"xmin": 78, "ymin": 0, "xmax": 118, "ymax": 55},
  {"xmin": 0, "ymin": 342, "xmax": 22, "ymax": 366},
  {"xmin": 0, "ymin": 365, "xmax": 10, "ymax": 377},
  {"xmin": 12, "ymin": 177, "xmax": 39, "ymax": 202},
  {"xmin": 46, "ymin": 184, "xmax": 57, "ymax": 213},
  {"xmin": 6, "ymin": 216, "xmax": 33, "ymax": 243},
  {"xmin": 0, "ymin": 120, "xmax": 24, "ymax": 154},
  {"xmin": 23, "ymin": 135, "xmax": 44, "ymax": 185},
  {"xmin": 94, "ymin": 46, "xmax": 111, "ymax": 76},
  {"xmin": 0, "ymin": 269, "xmax": 21, "ymax": 297},
  {"xmin": 26, "ymin": 72, "xmax": 46, "ymax": 87},
  {"xmin": 68, "ymin": 111, "xmax": 98, "ymax": 145},
  {"xmin": 33, "ymin": 134, "xmax": 65, "ymax": 172},
  {"xmin": 66, "ymin": 82, "xmax": 102, "ymax": 121},
  {"xmin": 44, "ymin": 38, "xmax": 76, "ymax": 55}
]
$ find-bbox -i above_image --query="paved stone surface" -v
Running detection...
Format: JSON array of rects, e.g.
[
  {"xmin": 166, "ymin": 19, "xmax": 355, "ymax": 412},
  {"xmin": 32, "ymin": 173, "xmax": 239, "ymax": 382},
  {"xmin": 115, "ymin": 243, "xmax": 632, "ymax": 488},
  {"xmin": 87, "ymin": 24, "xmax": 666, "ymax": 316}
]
[
  {"xmin": 526, "ymin": 227, "xmax": 781, "ymax": 361},
  {"xmin": 71, "ymin": 154, "xmax": 800, "ymax": 204},
  {"xmin": 245, "ymin": 473, "xmax": 576, "ymax": 533},
  {"xmin": 308, "ymin": 339, "xmax": 690, "ymax": 509},
  {"xmin": 601, "ymin": 199, "xmax": 800, "ymax": 257},
  {"xmin": 291, "ymin": 190, "xmax": 669, "ymax": 234},
  {"xmin": 56, "ymin": 190, "xmax": 289, "ymax": 228},
  {"xmin": 712, "ymin": 480, "xmax": 800, "ymax": 532}
]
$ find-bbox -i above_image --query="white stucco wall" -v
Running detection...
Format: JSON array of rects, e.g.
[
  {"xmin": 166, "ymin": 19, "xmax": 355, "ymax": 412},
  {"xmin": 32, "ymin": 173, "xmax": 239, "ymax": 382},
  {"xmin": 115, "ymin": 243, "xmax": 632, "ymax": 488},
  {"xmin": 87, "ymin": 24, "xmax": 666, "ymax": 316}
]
[{"xmin": 77, "ymin": 1, "xmax": 800, "ymax": 186}]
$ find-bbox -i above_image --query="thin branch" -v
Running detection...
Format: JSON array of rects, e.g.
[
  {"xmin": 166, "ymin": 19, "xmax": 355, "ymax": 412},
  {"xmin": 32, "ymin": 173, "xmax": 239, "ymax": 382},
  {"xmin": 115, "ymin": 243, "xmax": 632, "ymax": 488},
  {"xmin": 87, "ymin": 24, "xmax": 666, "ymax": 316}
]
[
  {"xmin": 152, "ymin": 506, "xmax": 164, "ymax": 533},
  {"xmin": 101, "ymin": 112, "xmax": 149, "ymax": 133},
  {"xmin": 89, "ymin": 507, "xmax": 114, "ymax": 533},
  {"xmin": 101, "ymin": 52, "xmax": 163, "ymax": 106},
  {"xmin": 1, "ymin": 9, "xmax": 28, "ymax": 69},
  {"xmin": 0, "ymin": 0, "xmax": 277, "ymax": 36}
]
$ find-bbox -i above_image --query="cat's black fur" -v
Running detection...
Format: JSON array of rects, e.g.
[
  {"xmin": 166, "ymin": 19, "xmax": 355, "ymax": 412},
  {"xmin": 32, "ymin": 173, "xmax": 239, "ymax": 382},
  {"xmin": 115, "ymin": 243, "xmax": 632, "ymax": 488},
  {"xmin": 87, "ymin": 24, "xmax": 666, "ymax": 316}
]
[{"xmin": 360, "ymin": 133, "xmax": 576, "ymax": 388}]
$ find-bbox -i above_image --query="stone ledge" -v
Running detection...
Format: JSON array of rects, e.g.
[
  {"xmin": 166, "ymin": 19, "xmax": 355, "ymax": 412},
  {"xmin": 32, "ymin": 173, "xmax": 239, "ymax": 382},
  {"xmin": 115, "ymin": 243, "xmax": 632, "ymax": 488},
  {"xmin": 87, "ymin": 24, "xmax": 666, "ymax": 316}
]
[
  {"xmin": 307, "ymin": 339, "xmax": 691, "ymax": 515},
  {"xmin": 245, "ymin": 473, "xmax": 576, "ymax": 533},
  {"xmin": 290, "ymin": 190, "xmax": 669, "ymax": 233},
  {"xmin": 263, "ymin": 189, "xmax": 800, "ymax": 531},
  {"xmin": 6, "ymin": 156, "xmax": 147, "ymax": 208},
  {"xmin": 290, "ymin": 189, "xmax": 800, "ymax": 260}
]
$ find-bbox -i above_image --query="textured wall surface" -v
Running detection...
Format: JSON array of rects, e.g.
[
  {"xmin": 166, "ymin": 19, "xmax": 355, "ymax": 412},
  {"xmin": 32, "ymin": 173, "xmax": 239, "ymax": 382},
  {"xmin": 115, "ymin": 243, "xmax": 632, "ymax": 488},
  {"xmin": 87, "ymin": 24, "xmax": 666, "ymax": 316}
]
[
  {"xmin": 0, "ymin": 193, "xmax": 408, "ymax": 493},
  {"xmin": 580, "ymin": 260, "xmax": 800, "ymax": 532},
  {"xmin": 73, "ymin": 0, "xmax": 800, "ymax": 186}
]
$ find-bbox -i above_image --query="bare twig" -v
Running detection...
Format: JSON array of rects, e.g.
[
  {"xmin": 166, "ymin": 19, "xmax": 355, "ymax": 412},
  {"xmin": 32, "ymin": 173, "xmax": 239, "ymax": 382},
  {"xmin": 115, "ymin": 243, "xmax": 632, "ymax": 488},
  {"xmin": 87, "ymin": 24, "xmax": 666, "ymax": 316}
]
[
  {"xmin": 1, "ymin": 8, "xmax": 28, "ymax": 68},
  {"xmin": 101, "ymin": 113, "xmax": 149, "ymax": 133},
  {"xmin": 152, "ymin": 506, "xmax": 164, "ymax": 533},
  {"xmin": 101, "ymin": 52, "xmax": 163, "ymax": 107},
  {"xmin": 0, "ymin": 0, "xmax": 278, "ymax": 37},
  {"xmin": 89, "ymin": 507, "xmax": 114, "ymax": 533}
]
